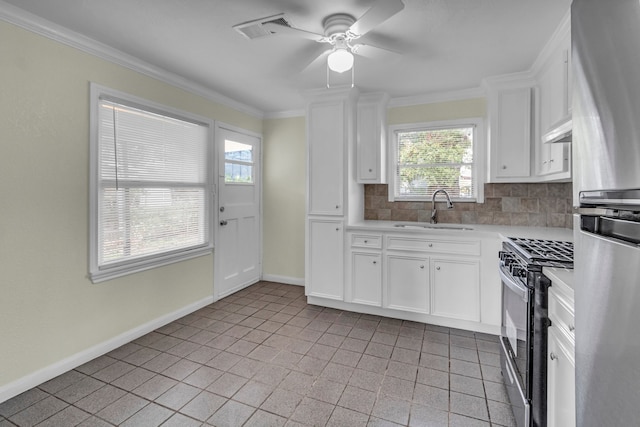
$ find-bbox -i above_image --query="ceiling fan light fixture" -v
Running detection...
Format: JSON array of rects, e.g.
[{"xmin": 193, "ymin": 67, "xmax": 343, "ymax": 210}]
[{"xmin": 327, "ymin": 48, "xmax": 354, "ymax": 73}]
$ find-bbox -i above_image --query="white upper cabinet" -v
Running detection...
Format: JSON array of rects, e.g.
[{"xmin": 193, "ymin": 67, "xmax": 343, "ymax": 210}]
[
  {"xmin": 486, "ymin": 79, "xmax": 537, "ymax": 182},
  {"xmin": 535, "ymin": 15, "xmax": 571, "ymax": 179},
  {"xmin": 307, "ymin": 100, "xmax": 346, "ymax": 215},
  {"xmin": 356, "ymin": 93, "xmax": 389, "ymax": 184}
]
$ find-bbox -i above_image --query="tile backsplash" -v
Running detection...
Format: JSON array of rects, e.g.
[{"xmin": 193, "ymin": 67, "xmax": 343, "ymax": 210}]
[{"xmin": 364, "ymin": 182, "xmax": 573, "ymax": 228}]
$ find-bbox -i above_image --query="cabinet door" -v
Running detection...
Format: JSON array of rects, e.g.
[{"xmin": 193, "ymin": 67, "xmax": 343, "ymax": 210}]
[
  {"xmin": 307, "ymin": 219, "xmax": 344, "ymax": 300},
  {"xmin": 547, "ymin": 326, "xmax": 576, "ymax": 427},
  {"xmin": 385, "ymin": 255, "xmax": 429, "ymax": 313},
  {"xmin": 308, "ymin": 101, "xmax": 344, "ymax": 215},
  {"xmin": 357, "ymin": 94, "xmax": 387, "ymax": 183},
  {"xmin": 431, "ymin": 259, "xmax": 480, "ymax": 321},
  {"xmin": 350, "ymin": 252, "xmax": 382, "ymax": 306},
  {"xmin": 493, "ymin": 87, "xmax": 532, "ymax": 179}
]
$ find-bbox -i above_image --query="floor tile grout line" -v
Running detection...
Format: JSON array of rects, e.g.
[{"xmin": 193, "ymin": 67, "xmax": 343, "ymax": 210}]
[{"xmin": 3, "ymin": 281, "xmax": 510, "ymax": 427}]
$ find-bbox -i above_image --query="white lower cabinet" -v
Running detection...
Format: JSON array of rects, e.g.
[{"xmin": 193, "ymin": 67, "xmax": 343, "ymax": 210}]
[
  {"xmin": 385, "ymin": 255, "xmax": 430, "ymax": 313},
  {"xmin": 547, "ymin": 325, "xmax": 575, "ymax": 427},
  {"xmin": 328, "ymin": 230, "xmax": 501, "ymax": 334},
  {"xmin": 546, "ymin": 270, "xmax": 576, "ymax": 427},
  {"xmin": 306, "ymin": 219, "xmax": 344, "ymax": 300},
  {"xmin": 430, "ymin": 258, "xmax": 480, "ymax": 321},
  {"xmin": 350, "ymin": 251, "xmax": 382, "ymax": 306}
]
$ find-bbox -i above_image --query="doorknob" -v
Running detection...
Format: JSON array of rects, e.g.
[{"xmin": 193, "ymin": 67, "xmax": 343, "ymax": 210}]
[
  {"xmin": 220, "ymin": 206, "xmax": 225, "ymax": 212},
  {"xmin": 220, "ymin": 220, "xmax": 228, "ymax": 226}
]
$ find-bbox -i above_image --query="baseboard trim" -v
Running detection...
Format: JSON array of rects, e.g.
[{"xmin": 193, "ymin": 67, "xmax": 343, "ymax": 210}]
[
  {"xmin": 261, "ymin": 274, "xmax": 305, "ymax": 287},
  {"xmin": 0, "ymin": 295, "xmax": 214, "ymax": 404}
]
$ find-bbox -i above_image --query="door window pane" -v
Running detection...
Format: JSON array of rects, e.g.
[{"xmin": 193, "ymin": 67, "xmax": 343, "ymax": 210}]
[{"xmin": 225, "ymin": 140, "xmax": 254, "ymax": 183}]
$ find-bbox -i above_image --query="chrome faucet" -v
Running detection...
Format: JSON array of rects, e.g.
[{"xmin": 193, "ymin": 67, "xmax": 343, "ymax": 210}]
[{"xmin": 430, "ymin": 189, "xmax": 454, "ymax": 224}]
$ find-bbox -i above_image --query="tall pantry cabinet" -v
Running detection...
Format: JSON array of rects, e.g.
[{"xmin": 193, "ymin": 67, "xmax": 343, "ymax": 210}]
[{"xmin": 305, "ymin": 88, "xmax": 362, "ymax": 300}]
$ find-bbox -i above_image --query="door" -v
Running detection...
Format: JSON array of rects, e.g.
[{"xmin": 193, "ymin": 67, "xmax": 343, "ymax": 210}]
[
  {"xmin": 547, "ymin": 326, "xmax": 576, "ymax": 427},
  {"xmin": 215, "ymin": 126, "xmax": 261, "ymax": 299},
  {"xmin": 306, "ymin": 219, "xmax": 344, "ymax": 300},
  {"xmin": 431, "ymin": 258, "xmax": 479, "ymax": 321},
  {"xmin": 385, "ymin": 255, "xmax": 429, "ymax": 313},
  {"xmin": 350, "ymin": 251, "xmax": 382, "ymax": 306}
]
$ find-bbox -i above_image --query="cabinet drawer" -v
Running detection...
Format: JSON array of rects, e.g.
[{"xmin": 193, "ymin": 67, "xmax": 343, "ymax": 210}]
[
  {"xmin": 549, "ymin": 287, "xmax": 575, "ymax": 342},
  {"xmin": 386, "ymin": 235, "xmax": 480, "ymax": 256},
  {"xmin": 351, "ymin": 234, "xmax": 382, "ymax": 249}
]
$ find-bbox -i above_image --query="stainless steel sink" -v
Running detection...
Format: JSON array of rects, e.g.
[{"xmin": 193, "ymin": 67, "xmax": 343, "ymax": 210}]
[{"xmin": 393, "ymin": 223, "xmax": 474, "ymax": 231}]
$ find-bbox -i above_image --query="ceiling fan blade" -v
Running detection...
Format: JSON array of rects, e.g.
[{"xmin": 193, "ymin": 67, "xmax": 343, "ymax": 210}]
[
  {"xmin": 349, "ymin": 0, "xmax": 405, "ymax": 37},
  {"xmin": 351, "ymin": 43, "xmax": 401, "ymax": 60},
  {"xmin": 262, "ymin": 22, "xmax": 325, "ymax": 42},
  {"xmin": 300, "ymin": 47, "xmax": 332, "ymax": 72}
]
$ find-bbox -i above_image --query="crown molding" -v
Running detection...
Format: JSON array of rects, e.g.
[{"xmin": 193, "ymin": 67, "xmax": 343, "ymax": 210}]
[
  {"xmin": 0, "ymin": 1, "xmax": 264, "ymax": 119},
  {"xmin": 264, "ymin": 109, "xmax": 305, "ymax": 119}
]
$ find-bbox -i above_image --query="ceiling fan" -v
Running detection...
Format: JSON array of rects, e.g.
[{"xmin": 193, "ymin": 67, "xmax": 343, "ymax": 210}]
[{"xmin": 234, "ymin": 0, "xmax": 405, "ymax": 75}]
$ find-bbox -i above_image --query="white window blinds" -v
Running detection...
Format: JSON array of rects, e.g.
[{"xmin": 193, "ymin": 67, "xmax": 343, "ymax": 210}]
[{"xmin": 90, "ymin": 89, "xmax": 212, "ymax": 282}]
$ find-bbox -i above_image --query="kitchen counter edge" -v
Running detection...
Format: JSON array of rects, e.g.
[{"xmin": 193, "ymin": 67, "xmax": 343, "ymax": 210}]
[{"xmin": 348, "ymin": 220, "xmax": 574, "ymax": 242}]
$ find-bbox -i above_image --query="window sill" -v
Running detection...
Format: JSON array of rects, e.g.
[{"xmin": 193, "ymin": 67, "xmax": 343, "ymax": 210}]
[{"xmin": 89, "ymin": 246, "xmax": 213, "ymax": 284}]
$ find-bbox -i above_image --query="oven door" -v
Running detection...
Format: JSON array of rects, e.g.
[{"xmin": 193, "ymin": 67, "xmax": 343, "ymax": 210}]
[{"xmin": 499, "ymin": 262, "xmax": 532, "ymax": 427}]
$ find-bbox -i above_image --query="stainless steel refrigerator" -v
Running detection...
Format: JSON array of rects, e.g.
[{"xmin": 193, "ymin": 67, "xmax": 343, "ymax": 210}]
[{"xmin": 572, "ymin": 0, "xmax": 640, "ymax": 426}]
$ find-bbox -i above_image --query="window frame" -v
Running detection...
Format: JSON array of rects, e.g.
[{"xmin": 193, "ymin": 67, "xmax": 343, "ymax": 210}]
[
  {"xmin": 387, "ymin": 118, "xmax": 485, "ymax": 203},
  {"xmin": 89, "ymin": 83, "xmax": 215, "ymax": 283}
]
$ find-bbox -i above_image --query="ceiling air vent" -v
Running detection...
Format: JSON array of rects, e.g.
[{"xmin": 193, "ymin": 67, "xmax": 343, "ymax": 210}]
[{"xmin": 233, "ymin": 13, "xmax": 292, "ymax": 40}]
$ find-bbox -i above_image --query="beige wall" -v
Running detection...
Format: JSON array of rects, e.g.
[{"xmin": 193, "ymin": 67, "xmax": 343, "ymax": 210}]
[
  {"xmin": 388, "ymin": 98, "xmax": 486, "ymax": 124},
  {"xmin": 262, "ymin": 117, "xmax": 306, "ymax": 282},
  {"xmin": 0, "ymin": 21, "xmax": 261, "ymax": 391}
]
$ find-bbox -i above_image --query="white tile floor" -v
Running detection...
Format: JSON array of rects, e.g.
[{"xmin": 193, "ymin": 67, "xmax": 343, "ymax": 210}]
[{"xmin": 0, "ymin": 282, "xmax": 516, "ymax": 426}]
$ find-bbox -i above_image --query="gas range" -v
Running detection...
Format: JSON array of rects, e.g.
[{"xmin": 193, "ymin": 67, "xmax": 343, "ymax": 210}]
[
  {"xmin": 498, "ymin": 237, "xmax": 574, "ymax": 427},
  {"xmin": 500, "ymin": 238, "xmax": 574, "ymax": 287}
]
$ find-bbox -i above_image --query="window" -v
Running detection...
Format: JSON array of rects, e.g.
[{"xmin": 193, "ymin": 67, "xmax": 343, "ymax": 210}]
[
  {"xmin": 89, "ymin": 84, "xmax": 213, "ymax": 283},
  {"xmin": 224, "ymin": 140, "xmax": 254, "ymax": 183},
  {"xmin": 389, "ymin": 119, "xmax": 484, "ymax": 202}
]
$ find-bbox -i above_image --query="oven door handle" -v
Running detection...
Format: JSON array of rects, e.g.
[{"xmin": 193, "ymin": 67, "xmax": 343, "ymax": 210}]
[{"xmin": 499, "ymin": 263, "xmax": 529, "ymax": 302}]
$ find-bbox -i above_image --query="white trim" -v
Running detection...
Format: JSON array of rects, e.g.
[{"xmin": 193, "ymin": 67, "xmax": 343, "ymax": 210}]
[
  {"xmin": 530, "ymin": 10, "xmax": 571, "ymax": 76},
  {"xmin": 0, "ymin": 296, "xmax": 214, "ymax": 404},
  {"xmin": 388, "ymin": 86, "xmax": 486, "ymax": 108},
  {"xmin": 264, "ymin": 109, "xmax": 305, "ymax": 120},
  {"xmin": 0, "ymin": 1, "xmax": 264, "ymax": 119},
  {"xmin": 261, "ymin": 274, "xmax": 305, "ymax": 286},
  {"xmin": 89, "ymin": 83, "xmax": 216, "ymax": 283}
]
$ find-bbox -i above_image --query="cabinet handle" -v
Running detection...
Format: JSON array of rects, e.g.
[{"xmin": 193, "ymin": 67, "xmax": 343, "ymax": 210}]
[
  {"xmin": 373, "ymin": 261, "xmax": 377, "ymax": 265},
  {"xmin": 550, "ymin": 352, "xmax": 558, "ymax": 361},
  {"xmin": 336, "ymin": 205, "xmax": 340, "ymax": 209},
  {"xmin": 368, "ymin": 168, "xmax": 373, "ymax": 172},
  {"xmin": 436, "ymin": 266, "xmax": 441, "ymax": 271},
  {"xmin": 550, "ymin": 159, "xmax": 555, "ymax": 163},
  {"xmin": 502, "ymin": 165, "xmax": 507, "ymax": 170},
  {"xmin": 428, "ymin": 243, "xmax": 433, "ymax": 247},
  {"xmin": 364, "ymin": 240, "xmax": 368, "ymax": 243},
  {"xmin": 420, "ymin": 265, "xmax": 425, "ymax": 269},
  {"xmin": 569, "ymin": 325, "xmax": 575, "ymax": 332},
  {"xmin": 336, "ymin": 227, "xmax": 340, "ymax": 231}
]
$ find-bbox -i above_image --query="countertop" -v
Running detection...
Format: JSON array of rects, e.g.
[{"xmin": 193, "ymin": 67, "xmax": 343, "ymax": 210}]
[{"xmin": 348, "ymin": 220, "xmax": 574, "ymax": 242}]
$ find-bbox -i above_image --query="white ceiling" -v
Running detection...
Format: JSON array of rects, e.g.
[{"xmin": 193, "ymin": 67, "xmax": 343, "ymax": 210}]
[{"xmin": 3, "ymin": 0, "xmax": 571, "ymax": 114}]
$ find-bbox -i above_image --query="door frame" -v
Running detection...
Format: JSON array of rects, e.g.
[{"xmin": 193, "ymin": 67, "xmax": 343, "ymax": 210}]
[{"xmin": 213, "ymin": 122, "xmax": 263, "ymax": 301}]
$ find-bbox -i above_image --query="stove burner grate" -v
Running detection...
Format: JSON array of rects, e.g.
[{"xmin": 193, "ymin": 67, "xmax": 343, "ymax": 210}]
[{"xmin": 506, "ymin": 237, "xmax": 574, "ymax": 265}]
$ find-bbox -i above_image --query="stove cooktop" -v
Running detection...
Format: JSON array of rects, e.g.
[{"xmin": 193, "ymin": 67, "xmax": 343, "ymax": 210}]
[{"xmin": 505, "ymin": 237, "xmax": 574, "ymax": 267}]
